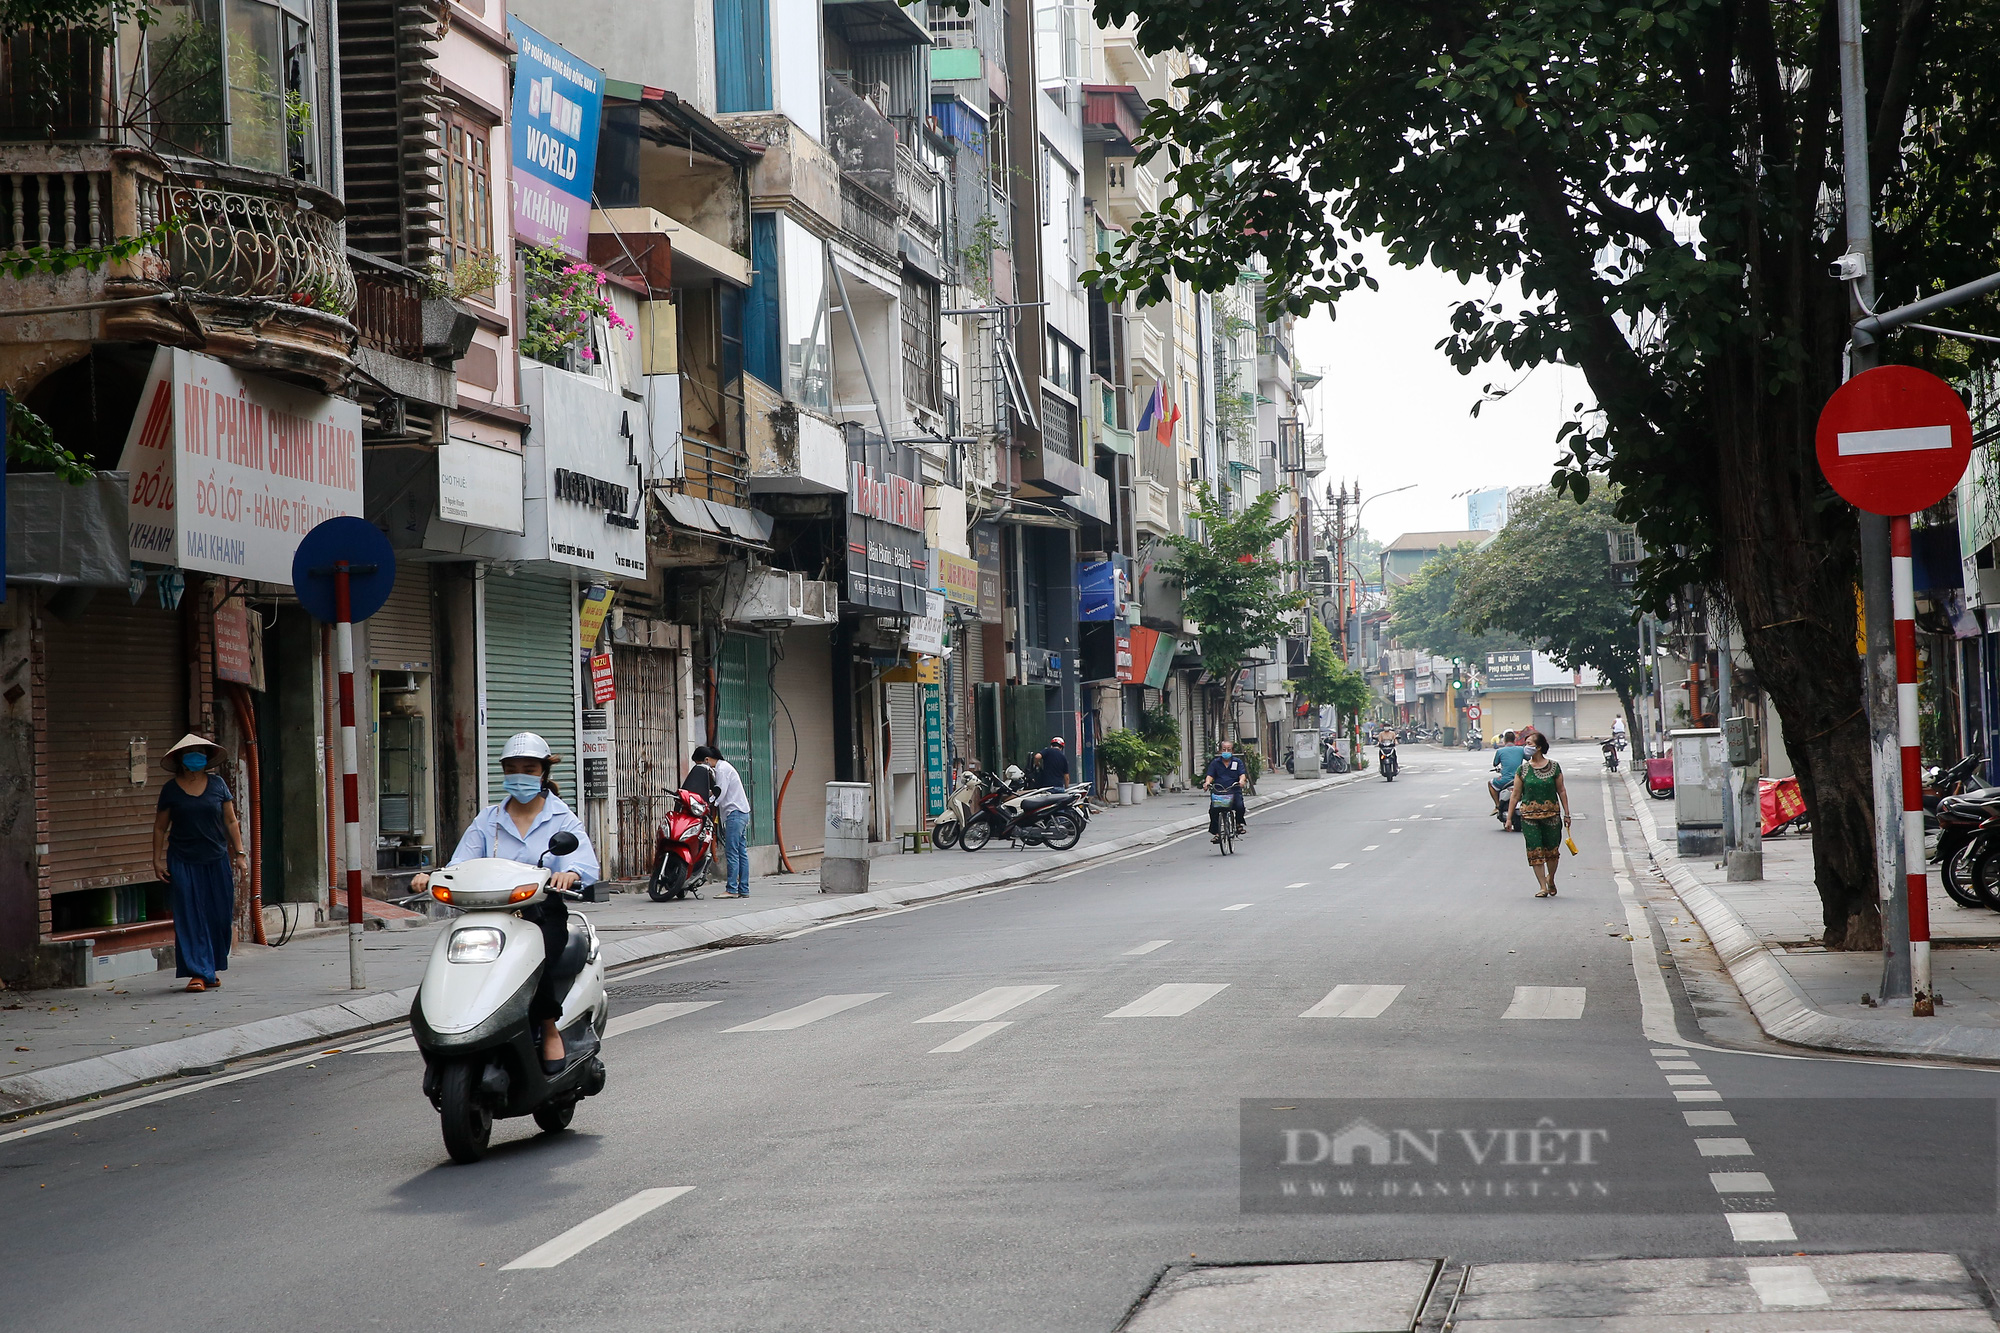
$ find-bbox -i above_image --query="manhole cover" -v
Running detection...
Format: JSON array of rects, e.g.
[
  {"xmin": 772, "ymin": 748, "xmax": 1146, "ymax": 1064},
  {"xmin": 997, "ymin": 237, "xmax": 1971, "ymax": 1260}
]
[{"xmin": 607, "ymin": 978, "xmax": 730, "ymax": 999}]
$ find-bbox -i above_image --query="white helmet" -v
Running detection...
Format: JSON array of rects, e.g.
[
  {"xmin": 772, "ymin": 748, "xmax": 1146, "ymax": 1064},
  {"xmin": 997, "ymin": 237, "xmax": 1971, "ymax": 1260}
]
[
  {"xmin": 1004, "ymin": 764, "xmax": 1024, "ymax": 781},
  {"xmin": 500, "ymin": 732, "xmax": 556, "ymax": 763}
]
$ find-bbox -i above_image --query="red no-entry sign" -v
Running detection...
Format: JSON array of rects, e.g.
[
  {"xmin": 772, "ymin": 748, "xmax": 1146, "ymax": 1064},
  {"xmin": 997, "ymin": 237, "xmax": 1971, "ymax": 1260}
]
[{"xmin": 1815, "ymin": 365, "xmax": 1973, "ymax": 516}]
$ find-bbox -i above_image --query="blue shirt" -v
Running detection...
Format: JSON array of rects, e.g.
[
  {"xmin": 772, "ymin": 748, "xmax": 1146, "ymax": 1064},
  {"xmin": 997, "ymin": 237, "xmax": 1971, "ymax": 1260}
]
[
  {"xmin": 1492, "ymin": 744, "xmax": 1527, "ymax": 785},
  {"xmin": 157, "ymin": 776, "xmax": 234, "ymax": 863},
  {"xmin": 446, "ymin": 793, "xmax": 600, "ymax": 884},
  {"xmin": 1205, "ymin": 753, "xmax": 1248, "ymax": 791}
]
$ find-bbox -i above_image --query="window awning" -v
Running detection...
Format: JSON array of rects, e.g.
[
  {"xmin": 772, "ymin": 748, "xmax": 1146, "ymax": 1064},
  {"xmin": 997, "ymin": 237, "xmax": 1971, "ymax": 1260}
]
[
  {"xmin": 1533, "ymin": 687, "xmax": 1578, "ymax": 703},
  {"xmin": 653, "ymin": 493, "xmax": 773, "ymax": 550}
]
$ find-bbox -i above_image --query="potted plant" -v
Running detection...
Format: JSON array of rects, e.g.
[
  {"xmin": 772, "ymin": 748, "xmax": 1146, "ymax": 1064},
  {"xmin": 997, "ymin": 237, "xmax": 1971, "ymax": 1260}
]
[{"xmin": 1097, "ymin": 729, "xmax": 1155, "ymax": 804}]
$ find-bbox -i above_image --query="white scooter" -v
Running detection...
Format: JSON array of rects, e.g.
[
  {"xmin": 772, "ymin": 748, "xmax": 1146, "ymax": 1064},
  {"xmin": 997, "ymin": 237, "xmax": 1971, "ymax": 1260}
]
[{"xmin": 411, "ymin": 831, "xmax": 610, "ymax": 1163}]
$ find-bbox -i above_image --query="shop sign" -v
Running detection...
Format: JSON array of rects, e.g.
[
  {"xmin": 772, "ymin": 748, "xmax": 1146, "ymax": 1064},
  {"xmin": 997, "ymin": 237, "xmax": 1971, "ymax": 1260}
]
[
  {"xmin": 1393, "ymin": 675, "xmax": 1407, "ymax": 705},
  {"xmin": 846, "ymin": 434, "xmax": 931, "ymax": 614},
  {"xmin": 523, "ymin": 362, "xmax": 647, "ymax": 577},
  {"xmin": 922, "ymin": 682, "xmax": 945, "ymax": 818},
  {"xmin": 939, "ymin": 551, "xmax": 980, "ymax": 607},
  {"xmin": 1114, "ymin": 629, "xmax": 1134, "ymax": 682},
  {"xmin": 1485, "ymin": 649, "xmax": 1534, "ymax": 690},
  {"xmin": 973, "ymin": 522, "xmax": 1003, "ymax": 624},
  {"xmin": 215, "ymin": 597, "xmax": 253, "ymax": 685},
  {"xmin": 437, "ymin": 439, "xmax": 526, "ymax": 533},
  {"xmin": 906, "ymin": 591, "xmax": 945, "ymax": 655},
  {"xmin": 589, "ymin": 651, "xmax": 616, "ymax": 706},
  {"xmin": 580, "ymin": 709, "xmax": 611, "ymax": 800},
  {"xmin": 850, "ymin": 461, "xmax": 925, "ymax": 531},
  {"xmin": 117, "ymin": 347, "xmax": 363, "ymax": 585},
  {"xmin": 577, "ymin": 584, "xmax": 615, "ymax": 655},
  {"xmin": 507, "ymin": 18, "xmax": 604, "ymax": 258}
]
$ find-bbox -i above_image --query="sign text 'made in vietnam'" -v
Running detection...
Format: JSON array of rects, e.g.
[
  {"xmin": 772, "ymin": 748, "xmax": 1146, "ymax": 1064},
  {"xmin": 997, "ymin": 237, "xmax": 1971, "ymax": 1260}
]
[
  {"xmin": 117, "ymin": 347, "xmax": 363, "ymax": 584},
  {"xmin": 850, "ymin": 461, "xmax": 925, "ymax": 532}
]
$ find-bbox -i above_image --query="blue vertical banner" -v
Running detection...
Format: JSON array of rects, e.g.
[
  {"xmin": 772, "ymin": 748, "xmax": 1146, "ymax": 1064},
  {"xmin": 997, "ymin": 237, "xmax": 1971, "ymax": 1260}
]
[
  {"xmin": 922, "ymin": 682, "xmax": 946, "ymax": 818},
  {"xmin": 507, "ymin": 18, "xmax": 605, "ymax": 258}
]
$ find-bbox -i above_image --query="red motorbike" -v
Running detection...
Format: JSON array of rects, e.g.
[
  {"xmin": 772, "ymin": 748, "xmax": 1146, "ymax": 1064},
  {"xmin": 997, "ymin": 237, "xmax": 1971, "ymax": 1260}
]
[{"xmin": 648, "ymin": 789, "xmax": 717, "ymax": 901}]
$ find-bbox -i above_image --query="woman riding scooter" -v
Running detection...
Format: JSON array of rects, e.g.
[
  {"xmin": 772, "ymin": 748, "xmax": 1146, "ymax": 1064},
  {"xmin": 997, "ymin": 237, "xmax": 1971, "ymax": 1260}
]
[{"xmin": 413, "ymin": 733, "xmax": 599, "ymax": 1074}]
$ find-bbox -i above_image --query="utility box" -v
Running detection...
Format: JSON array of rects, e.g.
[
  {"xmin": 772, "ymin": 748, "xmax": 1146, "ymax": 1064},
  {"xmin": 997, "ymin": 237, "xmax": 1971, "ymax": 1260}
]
[
  {"xmin": 1724, "ymin": 715, "xmax": 1760, "ymax": 768},
  {"xmin": 822, "ymin": 782, "xmax": 872, "ymax": 894},
  {"xmin": 1670, "ymin": 728, "xmax": 1726, "ymax": 857}
]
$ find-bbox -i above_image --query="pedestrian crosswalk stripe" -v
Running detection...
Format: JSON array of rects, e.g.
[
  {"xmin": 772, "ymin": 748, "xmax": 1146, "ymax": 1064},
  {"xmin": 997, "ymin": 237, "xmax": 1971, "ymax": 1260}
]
[
  {"xmin": 1361, "ymin": 845, "xmax": 1379, "ymax": 851},
  {"xmin": 1650, "ymin": 1047, "xmax": 1688, "ymax": 1057},
  {"xmin": 1726, "ymin": 1211, "xmax": 1797, "ymax": 1242},
  {"xmin": 1665, "ymin": 1074, "xmax": 1713, "ymax": 1086},
  {"xmin": 1222, "ymin": 903, "xmax": 1253, "ymax": 911},
  {"xmin": 1697, "ymin": 1137, "xmax": 1754, "ymax": 1157},
  {"xmin": 1107, "ymin": 983, "xmax": 1229, "ymax": 1018},
  {"xmin": 1390, "ymin": 827, "xmax": 1403, "ymax": 834},
  {"xmin": 1658, "ymin": 1060, "xmax": 1701, "ymax": 1070},
  {"xmin": 1300, "ymin": 985, "xmax": 1404, "ymax": 1019},
  {"xmin": 928, "ymin": 1021, "xmax": 1010, "ymax": 1053},
  {"xmin": 1710, "ymin": 1171, "xmax": 1775, "ymax": 1193},
  {"xmin": 1675, "ymin": 1089, "xmax": 1725, "ymax": 1102},
  {"xmin": 724, "ymin": 993, "xmax": 887, "ymax": 1032},
  {"xmin": 1124, "ymin": 940, "xmax": 1172, "ymax": 956},
  {"xmin": 915, "ymin": 985, "xmax": 1057, "ymax": 1024},
  {"xmin": 1500, "ymin": 986, "xmax": 1586, "ymax": 1019},
  {"xmin": 1329, "ymin": 863, "xmax": 1349, "ymax": 870},
  {"xmin": 1746, "ymin": 1265, "xmax": 1830, "ymax": 1307},
  {"xmin": 1286, "ymin": 882, "xmax": 1309, "ymax": 888},
  {"xmin": 605, "ymin": 1001, "xmax": 720, "ymax": 1038},
  {"xmin": 1685, "ymin": 1110, "xmax": 1736, "ymax": 1126}
]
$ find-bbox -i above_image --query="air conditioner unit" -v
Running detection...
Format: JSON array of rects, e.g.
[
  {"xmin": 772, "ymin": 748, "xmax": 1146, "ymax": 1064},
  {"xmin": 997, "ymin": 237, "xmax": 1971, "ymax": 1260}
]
[
  {"xmin": 722, "ymin": 562, "xmax": 805, "ymax": 625},
  {"xmin": 797, "ymin": 580, "xmax": 839, "ymax": 626}
]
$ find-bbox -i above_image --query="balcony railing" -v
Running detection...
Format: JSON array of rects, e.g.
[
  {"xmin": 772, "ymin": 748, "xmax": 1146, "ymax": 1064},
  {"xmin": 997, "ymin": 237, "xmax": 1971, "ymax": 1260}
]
[
  {"xmin": 137, "ymin": 166, "xmax": 356, "ymax": 313},
  {"xmin": 840, "ymin": 175, "xmax": 897, "ymax": 264},
  {"xmin": 349, "ymin": 248, "xmax": 424, "ymax": 359}
]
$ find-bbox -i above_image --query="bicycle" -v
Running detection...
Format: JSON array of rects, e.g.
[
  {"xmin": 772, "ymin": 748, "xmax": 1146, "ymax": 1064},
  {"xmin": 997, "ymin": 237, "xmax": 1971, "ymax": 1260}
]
[{"xmin": 1211, "ymin": 789, "xmax": 1239, "ymax": 855}]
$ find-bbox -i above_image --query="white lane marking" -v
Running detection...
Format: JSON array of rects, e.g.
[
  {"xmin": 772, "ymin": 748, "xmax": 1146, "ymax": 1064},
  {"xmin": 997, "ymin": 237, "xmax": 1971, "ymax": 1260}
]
[
  {"xmin": 1300, "ymin": 985, "xmax": 1404, "ymax": 1019},
  {"xmin": 1047, "ymin": 830, "xmax": 1207, "ymax": 879},
  {"xmin": 364, "ymin": 1036, "xmax": 419, "ymax": 1053},
  {"xmin": 1222, "ymin": 903, "xmax": 1254, "ymax": 911},
  {"xmin": 1124, "ymin": 940, "xmax": 1173, "ymax": 956},
  {"xmin": 1285, "ymin": 882, "xmax": 1309, "ymax": 888},
  {"xmin": 1602, "ymin": 776, "xmax": 1680, "ymax": 1045},
  {"xmin": 915, "ymin": 985, "xmax": 1057, "ymax": 1024},
  {"xmin": 1746, "ymin": 1264, "xmax": 1831, "ymax": 1307},
  {"xmin": 1650, "ymin": 1048, "xmax": 1688, "ymax": 1057},
  {"xmin": 776, "ymin": 903, "xmax": 928, "ymax": 939},
  {"xmin": 1390, "ymin": 827, "xmax": 1404, "ymax": 834},
  {"xmin": 1106, "ymin": 983, "xmax": 1229, "ymax": 1018},
  {"xmin": 1728, "ymin": 1211, "xmax": 1798, "ymax": 1242},
  {"xmin": 1675, "ymin": 1089, "xmax": 1725, "ymax": 1102},
  {"xmin": 928, "ymin": 1021, "xmax": 1010, "ymax": 1053},
  {"xmin": 605, "ymin": 1001, "xmax": 720, "ymax": 1038},
  {"xmin": 5, "ymin": 1029, "xmax": 411, "ymax": 1142},
  {"xmin": 1657, "ymin": 1060, "xmax": 1702, "ymax": 1070},
  {"xmin": 1329, "ymin": 863, "xmax": 1350, "ymax": 870},
  {"xmin": 1697, "ymin": 1137, "xmax": 1754, "ymax": 1157},
  {"xmin": 1424, "ymin": 803, "xmax": 1436, "ymax": 808},
  {"xmin": 1710, "ymin": 1171, "xmax": 1776, "ymax": 1193},
  {"xmin": 1501, "ymin": 986, "xmax": 1586, "ymax": 1020},
  {"xmin": 1665, "ymin": 1074, "xmax": 1713, "ymax": 1086},
  {"xmin": 1685, "ymin": 1110, "xmax": 1737, "ymax": 1126},
  {"xmin": 1361, "ymin": 845, "xmax": 1380, "ymax": 852},
  {"xmin": 500, "ymin": 1188, "xmax": 695, "ymax": 1270},
  {"xmin": 724, "ymin": 993, "xmax": 887, "ymax": 1032}
]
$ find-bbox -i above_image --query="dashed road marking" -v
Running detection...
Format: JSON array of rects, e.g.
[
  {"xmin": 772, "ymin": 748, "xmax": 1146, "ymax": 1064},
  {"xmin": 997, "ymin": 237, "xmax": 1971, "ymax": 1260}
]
[
  {"xmin": 1696, "ymin": 1137, "xmax": 1755, "ymax": 1157},
  {"xmin": 500, "ymin": 1187, "xmax": 695, "ymax": 1269},
  {"xmin": 605, "ymin": 1001, "xmax": 720, "ymax": 1038},
  {"xmin": 1300, "ymin": 985, "xmax": 1404, "ymax": 1019},
  {"xmin": 1500, "ymin": 986, "xmax": 1586, "ymax": 1020},
  {"xmin": 1710, "ymin": 1171, "xmax": 1776, "ymax": 1194},
  {"xmin": 915, "ymin": 985, "xmax": 1057, "ymax": 1024},
  {"xmin": 1726, "ymin": 1211, "xmax": 1797, "ymax": 1242},
  {"xmin": 1222, "ymin": 903, "xmax": 1254, "ymax": 911},
  {"xmin": 1106, "ymin": 983, "xmax": 1229, "ymax": 1018},
  {"xmin": 1124, "ymin": 940, "xmax": 1172, "ymax": 956},
  {"xmin": 724, "ymin": 993, "xmax": 887, "ymax": 1032},
  {"xmin": 928, "ymin": 1021, "xmax": 1010, "ymax": 1053},
  {"xmin": 1746, "ymin": 1264, "xmax": 1831, "ymax": 1307}
]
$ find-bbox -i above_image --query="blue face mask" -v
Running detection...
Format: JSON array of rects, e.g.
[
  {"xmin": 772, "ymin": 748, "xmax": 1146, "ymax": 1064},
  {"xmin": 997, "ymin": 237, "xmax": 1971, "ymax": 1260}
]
[
  {"xmin": 182, "ymin": 753, "xmax": 208, "ymax": 772},
  {"xmin": 502, "ymin": 774, "xmax": 543, "ymax": 804}
]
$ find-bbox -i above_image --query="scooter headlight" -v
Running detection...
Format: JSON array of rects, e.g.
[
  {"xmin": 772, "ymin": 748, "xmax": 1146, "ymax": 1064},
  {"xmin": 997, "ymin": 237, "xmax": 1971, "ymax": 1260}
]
[{"xmin": 446, "ymin": 926, "xmax": 506, "ymax": 963}]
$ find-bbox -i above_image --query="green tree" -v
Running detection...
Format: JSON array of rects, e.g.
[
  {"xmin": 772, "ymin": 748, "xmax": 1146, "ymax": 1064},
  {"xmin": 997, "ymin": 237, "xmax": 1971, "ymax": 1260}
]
[
  {"xmin": 1387, "ymin": 543, "xmax": 1528, "ymax": 664},
  {"xmin": 1453, "ymin": 485, "xmax": 1643, "ymax": 739},
  {"xmin": 1084, "ymin": 0, "xmax": 1999, "ymax": 949},
  {"xmin": 1167, "ymin": 482, "xmax": 1310, "ymax": 736},
  {"xmin": 1300, "ymin": 615, "xmax": 1373, "ymax": 751}
]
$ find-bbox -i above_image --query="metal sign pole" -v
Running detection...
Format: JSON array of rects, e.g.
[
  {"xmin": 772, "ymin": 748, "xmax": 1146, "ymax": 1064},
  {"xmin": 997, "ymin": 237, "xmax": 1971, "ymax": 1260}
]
[
  {"xmin": 334, "ymin": 559, "xmax": 365, "ymax": 989},
  {"xmin": 1890, "ymin": 517, "xmax": 1934, "ymax": 1013}
]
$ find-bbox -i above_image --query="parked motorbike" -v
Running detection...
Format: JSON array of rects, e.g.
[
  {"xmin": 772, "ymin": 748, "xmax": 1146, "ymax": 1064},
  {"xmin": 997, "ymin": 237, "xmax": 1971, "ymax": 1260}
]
[
  {"xmin": 960, "ymin": 775, "xmax": 1087, "ymax": 851},
  {"xmin": 1378, "ymin": 740, "xmax": 1398, "ymax": 781},
  {"xmin": 414, "ymin": 831, "xmax": 608, "ymax": 1164},
  {"xmin": 1602, "ymin": 738, "xmax": 1620, "ymax": 773},
  {"xmin": 932, "ymin": 766, "xmax": 987, "ymax": 850},
  {"xmin": 648, "ymin": 788, "xmax": 716, "ymax": 901},
  {"xmin": 1465, "ymin": 732, "xmax": 1484, "ymax": 752}
]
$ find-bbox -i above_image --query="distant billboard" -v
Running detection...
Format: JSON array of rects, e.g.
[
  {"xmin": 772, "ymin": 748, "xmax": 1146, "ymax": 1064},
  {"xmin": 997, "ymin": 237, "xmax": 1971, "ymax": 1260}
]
[
  {"xmin": 1485, "ymin": 649, "xmax": 1533, "ymax": 690},
  {"xmin": 508, "ymin": 18, "xmax": 604, "ymax": 257}
]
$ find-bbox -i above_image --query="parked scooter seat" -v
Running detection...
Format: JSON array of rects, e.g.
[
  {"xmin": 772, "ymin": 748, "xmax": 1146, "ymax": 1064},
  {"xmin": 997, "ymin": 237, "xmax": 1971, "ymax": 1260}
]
[{"xmin": 1018, "ymin": 791, "xmax": 1067, "ymax": 810}]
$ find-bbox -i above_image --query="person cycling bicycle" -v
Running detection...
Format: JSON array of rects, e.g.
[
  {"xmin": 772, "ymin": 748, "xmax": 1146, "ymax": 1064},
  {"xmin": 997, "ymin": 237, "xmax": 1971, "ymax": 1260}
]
[{"xmin": 1203, "ymin": 740, "xmax": 1250, "ymax": 842}]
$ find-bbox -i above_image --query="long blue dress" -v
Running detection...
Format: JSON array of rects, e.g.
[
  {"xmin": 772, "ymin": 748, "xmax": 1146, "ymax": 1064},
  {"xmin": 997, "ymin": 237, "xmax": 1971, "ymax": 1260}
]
[{"xmin": 157, "ymin": 776, "xmax": 237, "ymax": 983}]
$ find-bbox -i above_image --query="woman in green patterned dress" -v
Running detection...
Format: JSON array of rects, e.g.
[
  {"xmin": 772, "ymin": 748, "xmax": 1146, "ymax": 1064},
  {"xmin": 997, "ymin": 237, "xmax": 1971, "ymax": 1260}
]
[{"xmin": 1505, "ymin": 732, "xmax": 1572, "ymax": 897}]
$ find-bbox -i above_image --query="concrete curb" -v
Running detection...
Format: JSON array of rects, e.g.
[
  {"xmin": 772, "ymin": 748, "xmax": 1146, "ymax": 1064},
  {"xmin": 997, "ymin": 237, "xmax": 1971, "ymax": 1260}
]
[
  {"xmin": 2, "ymin": 768, "xmax": 1369, "ymax": 1121},
  {"xmin": 1619, "ymin": 767, "xmax": 2000, "ymax": 1064}
]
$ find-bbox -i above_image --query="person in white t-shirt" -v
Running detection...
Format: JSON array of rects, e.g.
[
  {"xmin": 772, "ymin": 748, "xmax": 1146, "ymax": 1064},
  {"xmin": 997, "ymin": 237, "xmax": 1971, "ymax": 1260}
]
[{"xmin": 701, "ymin": 747, "xmax": 753, "ymax": 897}]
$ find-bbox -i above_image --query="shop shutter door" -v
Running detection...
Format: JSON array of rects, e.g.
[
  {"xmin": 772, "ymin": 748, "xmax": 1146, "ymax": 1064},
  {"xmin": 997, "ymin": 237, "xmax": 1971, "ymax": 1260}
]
[
  {"xmin": 484, "ymin": 574, "xmax": 576, "ymax": 804},
  {"xmin": 716, "ymin": 633, "xmax": 774, "ymax": 843},
  {"xmin": 44, "ymin": 598, "xmax": 187, "ymax": 894},
  {"xmin": 771, "ymin": 629, "xmax": 834, "ymax": 855},
  {"xmin": 612, "ymin": 642, "xmax": 681, "ymax": 879},
  {"xmin": 366, "ymin": 564, "xmax": 433, "ymax": 671},
  {"xmin": 885, "ymin": 681, "xmax": 919, "ymax": 773}
]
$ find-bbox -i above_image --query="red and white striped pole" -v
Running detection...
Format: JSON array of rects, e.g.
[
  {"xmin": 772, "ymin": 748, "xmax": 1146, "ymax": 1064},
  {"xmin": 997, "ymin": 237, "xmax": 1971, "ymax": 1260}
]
[
  {"xmin": 1890, "ymin": 517, "xmax": 1932, "ymax": 1015},
  {"xmin": 334, "ymin": 559, "xmax": 366, "ymax": 990}
]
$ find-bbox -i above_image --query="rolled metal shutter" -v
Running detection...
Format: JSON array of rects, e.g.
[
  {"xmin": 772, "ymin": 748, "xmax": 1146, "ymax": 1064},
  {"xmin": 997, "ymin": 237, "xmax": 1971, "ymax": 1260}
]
[
  {"xmin": 771, "ymin": 628, "xmax": 834, "ymax": 855},
  {"xmin": 484, "ymin": 573, "xmax": 576, "ymax": 804},
  {"xmin": 885, "ymin": 681, "xmax": 919, "ymax": 774},
  {"xmin": 612, "ymin": 629, "xmax": 682, "ymax": 879},
  {"xmin": 366, "ymin": 564, "xmax": 433, "ymax": 671},
  {"xmin": 43, "ymin": 598, "xmax": 187, "ymax": 895}
]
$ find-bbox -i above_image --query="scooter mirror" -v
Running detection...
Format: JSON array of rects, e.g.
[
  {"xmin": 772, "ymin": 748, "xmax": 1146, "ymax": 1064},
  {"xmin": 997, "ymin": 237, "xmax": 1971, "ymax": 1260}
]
[{"xmin": 545, "ymin": 831, "xmax": 580, "ymax": 859}]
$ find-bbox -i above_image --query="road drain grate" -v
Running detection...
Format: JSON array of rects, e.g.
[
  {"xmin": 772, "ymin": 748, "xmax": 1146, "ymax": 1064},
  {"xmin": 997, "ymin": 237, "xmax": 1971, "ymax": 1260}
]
[
  {"xmin": 607, "ymin": 978, "xmax": 731, "ymax": 999},
  {"xmin": 698, "ymin": 934, "xmax": 782, "ymax": 950}
]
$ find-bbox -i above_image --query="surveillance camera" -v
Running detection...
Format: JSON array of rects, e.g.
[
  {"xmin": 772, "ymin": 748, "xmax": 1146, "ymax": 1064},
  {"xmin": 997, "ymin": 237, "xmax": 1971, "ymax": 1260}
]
[{"xmin": 1830, "ymin": 252, "xmax": 1868, "ymax": 282}]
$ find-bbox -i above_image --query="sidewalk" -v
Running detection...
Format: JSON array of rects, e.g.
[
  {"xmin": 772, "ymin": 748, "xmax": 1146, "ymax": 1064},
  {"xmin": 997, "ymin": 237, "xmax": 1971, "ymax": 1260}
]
[
  {"xmin": 2, "ymin": 771, "xmax": 1361, "ymax": 1118},
  {"xmin": 1618, "ymin": 767, "xmax": 2000, "ymax": 1063}
]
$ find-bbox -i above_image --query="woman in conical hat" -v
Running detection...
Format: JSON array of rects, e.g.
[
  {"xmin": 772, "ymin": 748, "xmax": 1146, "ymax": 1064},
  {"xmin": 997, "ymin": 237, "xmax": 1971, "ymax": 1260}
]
[{"xmin": 151, "ymin": 735, "xmax": 248, "ymax": 992}]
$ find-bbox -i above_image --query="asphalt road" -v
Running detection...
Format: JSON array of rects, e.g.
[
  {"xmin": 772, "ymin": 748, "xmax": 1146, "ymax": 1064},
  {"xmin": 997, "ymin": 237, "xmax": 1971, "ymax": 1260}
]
[{"xmin": 7, "ymin": 747, "xmax": 2000, "ymax": 1332}]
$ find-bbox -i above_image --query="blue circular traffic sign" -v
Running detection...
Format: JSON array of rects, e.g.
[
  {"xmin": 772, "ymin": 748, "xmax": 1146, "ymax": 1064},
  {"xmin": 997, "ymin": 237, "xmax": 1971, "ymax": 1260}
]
[{"xmin": 290, "ymin": 516, "xmax": 397, "ymax": 623}]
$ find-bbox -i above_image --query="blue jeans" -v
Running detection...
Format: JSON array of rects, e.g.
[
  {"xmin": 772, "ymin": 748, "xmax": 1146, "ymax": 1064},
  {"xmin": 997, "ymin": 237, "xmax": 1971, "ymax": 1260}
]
[{"xmin": 723, "ymin": 809, "xmax": 751, "ymax": 894}]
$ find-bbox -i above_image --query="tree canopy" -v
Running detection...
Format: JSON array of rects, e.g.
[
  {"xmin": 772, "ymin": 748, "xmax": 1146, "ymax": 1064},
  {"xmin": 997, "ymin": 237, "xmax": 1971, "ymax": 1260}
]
[
  {"xmin": 1167, "ymin": 482, "xmax": 1310, "ymax": 687},
  {"xmin": 1086, "ymin": 0, "xmax": 2000, "ymax": 947},
  {"xmin": 1300, "ymin": 615, "xmax": 1373, "ymax": 720},
  {"xmin": 1387, "ymin": 541, "xmax": 1528, "ymax": 664}
]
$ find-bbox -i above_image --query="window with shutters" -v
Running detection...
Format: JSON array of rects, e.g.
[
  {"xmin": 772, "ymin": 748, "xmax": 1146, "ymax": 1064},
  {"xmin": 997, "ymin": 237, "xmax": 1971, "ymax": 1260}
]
[{"xmin": 443, "ymin": 110, "xmax": 494, "ymax": 300}]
